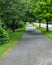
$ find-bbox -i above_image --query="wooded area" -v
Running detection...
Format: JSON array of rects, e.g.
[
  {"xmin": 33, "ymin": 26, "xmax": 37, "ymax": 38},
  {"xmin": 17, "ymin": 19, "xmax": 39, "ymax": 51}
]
[{"xmin": 0, "ymin": 0, "xmax": 52, "ymax": 44}]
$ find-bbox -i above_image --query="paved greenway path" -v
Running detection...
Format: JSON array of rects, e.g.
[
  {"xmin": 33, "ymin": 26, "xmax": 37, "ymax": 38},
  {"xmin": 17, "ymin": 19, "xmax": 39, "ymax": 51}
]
[{"xmin": 0, "ymin": 23, "xmax": 52, "ymax": 65}]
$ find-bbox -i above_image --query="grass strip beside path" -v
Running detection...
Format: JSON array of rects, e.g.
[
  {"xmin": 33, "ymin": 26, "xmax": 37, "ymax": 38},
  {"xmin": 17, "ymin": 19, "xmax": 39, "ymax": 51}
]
[
  {"xmin": 32, "ymin": 23, "xmax": 52, "ymax": 40},
  {"xmin": 0, "ymin": 25, "xmax": 26, "ymax": 59}
]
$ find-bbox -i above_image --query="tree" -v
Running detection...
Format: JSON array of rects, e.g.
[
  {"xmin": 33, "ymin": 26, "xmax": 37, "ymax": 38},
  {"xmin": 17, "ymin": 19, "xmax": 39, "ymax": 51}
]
[
  {"xmin": 0, "ymin": 0, "xmax": 31, "ymax": 31},
  {"xmin": 40, "ymin": 0, "xmax": 52, "ymax": 31},
  {"xmin": 33, "ymin": 0, "xmax": 52, "ymax": 31}
]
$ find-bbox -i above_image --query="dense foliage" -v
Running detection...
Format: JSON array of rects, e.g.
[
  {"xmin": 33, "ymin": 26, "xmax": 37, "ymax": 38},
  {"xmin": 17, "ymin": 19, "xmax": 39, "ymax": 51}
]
[
  {"xmin": 0, "ymin": 0, "xmax": 27, "ymax": 31},
  {"xmin": 0, "ymin": 0, "xmax": 29, "ymax": 44},
  {"xmin": 0, "ymin": 0, "xmax": 52, "ymax": 44},
  {"xmin": 31, "ymin": 0, "xmax": 52, "ymax": 31},
  {"xmin": 0, "ymin": 27, "xmax": 9, "ymax": 44}
]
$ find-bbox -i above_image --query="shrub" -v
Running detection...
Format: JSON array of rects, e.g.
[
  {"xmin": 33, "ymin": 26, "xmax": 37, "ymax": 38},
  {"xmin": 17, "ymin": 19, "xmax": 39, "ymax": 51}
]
[
  {"xmin": 0, "ymin": 28, "xmax": 9, "ymax": 45},
  {"xmin": 18, "ymin": 21, "xmax": 24, "ymax": 28}
]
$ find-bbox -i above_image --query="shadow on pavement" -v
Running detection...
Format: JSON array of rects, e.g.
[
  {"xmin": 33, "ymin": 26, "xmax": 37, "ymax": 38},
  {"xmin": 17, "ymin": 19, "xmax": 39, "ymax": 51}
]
[{"xmin": 25, "ymin": 30, "xmax": 43, "ymax": 35}]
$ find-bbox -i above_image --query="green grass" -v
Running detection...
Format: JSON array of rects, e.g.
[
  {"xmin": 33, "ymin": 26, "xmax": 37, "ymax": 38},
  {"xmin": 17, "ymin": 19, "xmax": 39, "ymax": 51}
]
[
  {"xmin": 0, "ymin": 25, "xmax": 26, "ymax": 58},
  {"xmin": 32, "ymin": 23, "xmax": 52, "ymax": 40}
]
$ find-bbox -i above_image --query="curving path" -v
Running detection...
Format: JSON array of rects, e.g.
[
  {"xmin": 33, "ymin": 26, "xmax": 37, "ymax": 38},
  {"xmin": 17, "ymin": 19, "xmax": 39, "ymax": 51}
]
[{"xmin": 0, "ymin": 23, "xmax": 52, "ymax": 65}]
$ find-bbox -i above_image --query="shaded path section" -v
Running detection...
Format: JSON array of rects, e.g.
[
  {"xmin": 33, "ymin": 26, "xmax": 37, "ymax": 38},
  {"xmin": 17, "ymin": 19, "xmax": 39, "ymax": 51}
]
[{"xmin": 0, "ymin": 23, "xmax": 52, "ymax": 65}]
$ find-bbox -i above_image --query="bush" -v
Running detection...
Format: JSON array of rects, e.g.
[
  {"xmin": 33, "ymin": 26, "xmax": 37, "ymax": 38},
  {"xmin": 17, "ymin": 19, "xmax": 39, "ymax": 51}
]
[
  {"xmin": 0, "ymin": 28, "xmax": 9, "ymax": 45},
  {"xmin": 18, "ymin": 21, "xmax": 24, "ymax": 28}
]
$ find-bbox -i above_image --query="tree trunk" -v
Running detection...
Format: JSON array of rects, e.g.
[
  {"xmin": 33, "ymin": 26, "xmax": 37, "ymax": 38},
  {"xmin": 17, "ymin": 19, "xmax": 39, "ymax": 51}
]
[
  {"xmin": 46, "ymin": 19, "xmax": 49, "ymax": 32},
  {"xmin": 39, "ymin": 19, "xmax": 41, "ymax": 28},
  {"xmin": 12, "ymin": 19, "xmax": 15, "ymax": 32}
]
